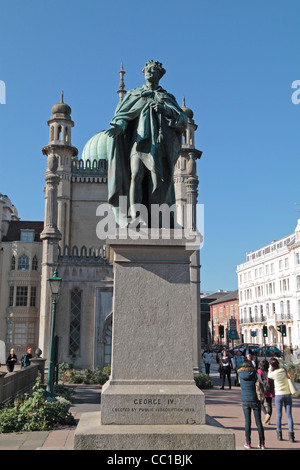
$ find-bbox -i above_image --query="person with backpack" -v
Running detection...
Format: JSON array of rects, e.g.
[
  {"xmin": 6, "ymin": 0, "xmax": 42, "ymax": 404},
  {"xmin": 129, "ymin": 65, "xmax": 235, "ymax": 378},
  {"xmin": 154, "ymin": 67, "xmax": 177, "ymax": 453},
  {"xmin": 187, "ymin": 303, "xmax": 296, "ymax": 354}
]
[
  {"xmin": 21, "ymin": 347, "xmax": 32, "ymax": 368},
  {"xmin": 238, "ymin": 360, "xmax": 266, "ymax": 449},
  {"xmin": 257, "ymin": 359, "xmax": 275, "ymax": 425}
]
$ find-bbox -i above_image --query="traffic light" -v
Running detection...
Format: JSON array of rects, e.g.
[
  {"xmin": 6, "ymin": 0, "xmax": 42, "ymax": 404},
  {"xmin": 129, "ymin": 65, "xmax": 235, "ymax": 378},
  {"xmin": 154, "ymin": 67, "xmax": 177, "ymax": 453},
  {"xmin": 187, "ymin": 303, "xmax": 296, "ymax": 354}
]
[
  {"xmin": 219, "ymin": 325, "xmax": 224, "ymax": 338},
  {"xmin": 263, "ymin": 325, "xmax": 268, "ymax": 337},
  {"xmin": 277, "ymin": 323, "xmax": 286, "ymax": 336},
  {"xmin": 282, "ymin": 324, "xmax": 286, "ymax": 337}
]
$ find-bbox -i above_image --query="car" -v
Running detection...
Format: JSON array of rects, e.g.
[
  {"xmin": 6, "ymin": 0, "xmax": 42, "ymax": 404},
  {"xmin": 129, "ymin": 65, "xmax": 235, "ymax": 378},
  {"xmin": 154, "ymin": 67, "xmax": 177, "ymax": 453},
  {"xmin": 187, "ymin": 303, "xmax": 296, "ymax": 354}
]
[
  {"xmin": 232, "ymin": 344, "xmax": 260, "ymax": 354},
  {"xmin": 257, "ymin": 346, "xmax": 282, "ymax": 358}
]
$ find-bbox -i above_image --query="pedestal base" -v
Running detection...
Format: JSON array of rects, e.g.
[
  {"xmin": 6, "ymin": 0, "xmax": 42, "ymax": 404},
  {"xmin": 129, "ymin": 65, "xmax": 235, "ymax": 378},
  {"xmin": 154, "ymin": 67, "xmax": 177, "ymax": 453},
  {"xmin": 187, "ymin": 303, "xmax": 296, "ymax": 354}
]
[
  {"xmin": 74, "ymin": 412, "xmax": 235, "ymax": 450},
  {"xmin": 100, "ymin": 382, "xmax": 206, "ymax": 425}
]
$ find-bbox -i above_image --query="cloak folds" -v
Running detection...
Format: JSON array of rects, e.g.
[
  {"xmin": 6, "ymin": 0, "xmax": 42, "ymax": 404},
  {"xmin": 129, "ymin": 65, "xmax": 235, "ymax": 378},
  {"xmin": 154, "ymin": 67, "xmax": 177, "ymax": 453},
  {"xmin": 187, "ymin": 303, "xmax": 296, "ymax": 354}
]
[{"xmin": 106, "ymin": 85, "xmax": 187, "ymax": 225}]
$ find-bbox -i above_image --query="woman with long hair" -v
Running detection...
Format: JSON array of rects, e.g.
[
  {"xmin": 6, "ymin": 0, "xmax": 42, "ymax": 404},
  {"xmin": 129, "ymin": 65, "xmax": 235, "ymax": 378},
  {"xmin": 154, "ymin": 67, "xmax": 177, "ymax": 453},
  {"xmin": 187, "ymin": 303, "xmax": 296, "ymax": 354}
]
[{"xmin": 268, "ymin": 357, "xmax": 295, "ymax": 442}]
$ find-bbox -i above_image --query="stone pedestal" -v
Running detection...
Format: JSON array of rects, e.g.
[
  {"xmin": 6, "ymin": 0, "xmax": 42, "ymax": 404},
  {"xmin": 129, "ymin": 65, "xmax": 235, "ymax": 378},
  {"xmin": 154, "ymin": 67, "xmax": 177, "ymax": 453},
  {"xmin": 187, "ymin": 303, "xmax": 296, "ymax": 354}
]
[{"xmin": 75, "ymin": 231, "xmax": 235, "ymax": 450}]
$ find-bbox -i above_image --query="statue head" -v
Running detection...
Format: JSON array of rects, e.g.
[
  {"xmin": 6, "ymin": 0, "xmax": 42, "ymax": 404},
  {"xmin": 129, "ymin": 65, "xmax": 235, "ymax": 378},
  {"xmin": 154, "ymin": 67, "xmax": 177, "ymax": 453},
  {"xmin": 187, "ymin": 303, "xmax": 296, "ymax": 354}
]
[{"xmin": 142, "ymin": 60, "xmax": 166, "ymax": 84}]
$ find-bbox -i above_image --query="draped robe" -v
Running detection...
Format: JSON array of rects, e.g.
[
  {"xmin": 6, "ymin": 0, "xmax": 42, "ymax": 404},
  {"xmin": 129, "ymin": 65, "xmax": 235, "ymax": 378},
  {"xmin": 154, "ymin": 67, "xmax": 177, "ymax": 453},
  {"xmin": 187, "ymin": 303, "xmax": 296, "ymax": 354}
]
[{"xmin": 106, "ymin": 85, "xmax": 187, "ymax": 225}]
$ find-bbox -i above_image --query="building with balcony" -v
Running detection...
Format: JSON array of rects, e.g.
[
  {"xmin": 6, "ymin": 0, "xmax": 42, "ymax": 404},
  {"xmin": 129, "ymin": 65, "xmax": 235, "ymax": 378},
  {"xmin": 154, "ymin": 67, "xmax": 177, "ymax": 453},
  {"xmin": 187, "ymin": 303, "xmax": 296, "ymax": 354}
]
[{"xmin": 237, "ymin": 219, "xmax": 300, "ymax": 352}]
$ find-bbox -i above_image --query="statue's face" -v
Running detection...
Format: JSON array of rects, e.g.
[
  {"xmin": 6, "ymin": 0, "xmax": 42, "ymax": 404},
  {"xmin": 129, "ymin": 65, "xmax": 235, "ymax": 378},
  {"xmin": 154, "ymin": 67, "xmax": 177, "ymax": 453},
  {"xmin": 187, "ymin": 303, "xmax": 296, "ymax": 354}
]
[{"xmin": 144, "ymin": 65, "xmax": 160, "ymax": 84}]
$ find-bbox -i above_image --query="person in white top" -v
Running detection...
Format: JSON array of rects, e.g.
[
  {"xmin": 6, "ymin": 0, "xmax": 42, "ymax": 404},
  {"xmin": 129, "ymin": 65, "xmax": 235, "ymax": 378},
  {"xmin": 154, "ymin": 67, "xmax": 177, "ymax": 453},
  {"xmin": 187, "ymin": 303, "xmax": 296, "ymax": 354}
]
[
  {"xmin": 202, "ymin": 348, "xmax": 213, "ymax": 375},
  {"xmin": 268, "ymin": 357, "xmax": 295, "ymax": 442}
]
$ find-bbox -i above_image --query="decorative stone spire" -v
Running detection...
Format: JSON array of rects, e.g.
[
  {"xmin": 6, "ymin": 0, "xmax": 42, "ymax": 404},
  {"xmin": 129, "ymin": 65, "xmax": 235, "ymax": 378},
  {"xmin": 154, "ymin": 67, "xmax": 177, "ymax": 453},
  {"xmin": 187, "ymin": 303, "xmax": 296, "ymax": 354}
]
[
  {"xmin": 181, "ymin": 96, "xmax": 194, "ymax": 120},
  {"xmin": 181, "ymin": 96, "xmax": 198, "ymax": 149},
  {"xmin": 117, "ymin": 62, "xmax": 126, "ymax": 102}
]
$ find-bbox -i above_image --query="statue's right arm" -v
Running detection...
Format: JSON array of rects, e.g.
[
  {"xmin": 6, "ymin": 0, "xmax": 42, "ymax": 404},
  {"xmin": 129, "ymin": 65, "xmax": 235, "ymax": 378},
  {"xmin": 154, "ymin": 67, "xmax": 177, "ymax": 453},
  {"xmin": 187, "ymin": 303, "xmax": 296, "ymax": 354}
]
[{"xmin": 105, "ymin": 123, "xmax": 124, "ymax": 137}]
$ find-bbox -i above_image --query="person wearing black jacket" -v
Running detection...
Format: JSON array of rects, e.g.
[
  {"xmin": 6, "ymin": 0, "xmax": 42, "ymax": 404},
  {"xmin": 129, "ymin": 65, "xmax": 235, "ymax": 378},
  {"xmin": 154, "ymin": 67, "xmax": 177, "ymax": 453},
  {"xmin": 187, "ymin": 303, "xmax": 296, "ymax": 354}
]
[
  {"xmin": 242, "ymin": 345, "xmax": 253, "ymax": 357},
  {"xmin": 6, "ymin": 348, "xmax": 17, "ymax": 372},
  {"xmin": 219, "ymin": 349, "xmax": 233, "ymax": 389},
  {"xmin": 238, "ymin": 360, "xmax": 265, "ymax": 449}
]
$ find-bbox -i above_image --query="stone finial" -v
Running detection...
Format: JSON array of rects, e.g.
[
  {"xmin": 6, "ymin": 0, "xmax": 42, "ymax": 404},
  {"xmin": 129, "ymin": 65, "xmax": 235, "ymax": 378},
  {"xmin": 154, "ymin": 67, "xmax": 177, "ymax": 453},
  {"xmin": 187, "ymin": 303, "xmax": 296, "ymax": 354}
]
[
  {"xmin": 181, "ymin": 96, "xmax": 193, "ymax": 119},
  {"xmin": 35, "ymin": 348, "xmax": 42, "ymax": 358}
]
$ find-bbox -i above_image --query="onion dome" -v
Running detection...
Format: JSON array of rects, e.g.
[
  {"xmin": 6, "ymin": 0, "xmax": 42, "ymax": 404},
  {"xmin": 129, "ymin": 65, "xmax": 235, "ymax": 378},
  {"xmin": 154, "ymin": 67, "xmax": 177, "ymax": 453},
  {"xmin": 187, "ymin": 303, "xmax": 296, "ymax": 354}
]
[
  {"xmin": 51, "ymin": 90, "xmax": 71, "ymax": 116},
  {"xmin": 181, "ymin": 96, "xmax": 193, "ymax": 119},
  {"xmin": 81, "ymin": 130, "xmax": 108, "ymax": 162}
]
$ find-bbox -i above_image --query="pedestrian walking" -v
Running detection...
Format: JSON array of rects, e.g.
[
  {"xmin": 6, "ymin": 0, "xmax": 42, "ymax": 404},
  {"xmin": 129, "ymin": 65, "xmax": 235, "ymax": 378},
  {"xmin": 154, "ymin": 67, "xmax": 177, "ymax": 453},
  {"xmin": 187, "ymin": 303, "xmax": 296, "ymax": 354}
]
[
  {"xmin": 268, "ymin": 357, "xmax": 295, "ymax": 442},
  {"xmin": 257, "ymin": 359, "xmax": 274, "ymax": 425},
  {"xmin": 219, "ymin": 349, "xmax": 233, "ymax": 389},
  {"xmin": 202, "ymin": 348, "xmax": 213, "ymax": 375},
  {"xmin": 233, "ymin": 350, "xmax": 244, "ymax": 385},
  {"xmin": 238, "ymin": 360, "xmax": 265, "ymax": 449},
  {"xmin": 6, "ymin": 348, "xmax": 17, "ymax": 372}
]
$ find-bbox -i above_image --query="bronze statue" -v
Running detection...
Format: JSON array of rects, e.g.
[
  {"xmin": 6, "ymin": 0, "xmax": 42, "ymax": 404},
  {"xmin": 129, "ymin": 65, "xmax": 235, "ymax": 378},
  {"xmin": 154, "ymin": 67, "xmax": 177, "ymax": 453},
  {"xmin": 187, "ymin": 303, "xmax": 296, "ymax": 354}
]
[{"xmin": 106, "ymin": 60, "xmax": 187, "ymax": 227}]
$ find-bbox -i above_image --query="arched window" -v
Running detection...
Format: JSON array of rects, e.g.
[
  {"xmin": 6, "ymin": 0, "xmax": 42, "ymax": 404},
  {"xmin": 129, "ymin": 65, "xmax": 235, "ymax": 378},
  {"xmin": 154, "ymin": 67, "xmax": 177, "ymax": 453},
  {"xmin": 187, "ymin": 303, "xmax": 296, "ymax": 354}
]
[
  {"xmin": 69, "ymin": 288, "xmax": 81, "ymax": 357},
  {"xmin": 57, "ymin": 125, "xmax": 62, "ymax": 141},
  {"xmin": 11, "ymin": 255, "xmax": 16, "ymax": 270},
  {"xmin": 32, "ymin": 255, "xmax": 38, "ymax": 271},
  {"xmin": 18, "ymin": 254, "xmax": 29, "ymax": 270}
]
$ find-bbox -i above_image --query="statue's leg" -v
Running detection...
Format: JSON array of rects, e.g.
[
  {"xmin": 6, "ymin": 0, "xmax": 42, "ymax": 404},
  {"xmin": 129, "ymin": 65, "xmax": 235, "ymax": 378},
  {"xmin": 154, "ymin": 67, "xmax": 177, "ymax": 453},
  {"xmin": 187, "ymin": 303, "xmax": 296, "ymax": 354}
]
[{"xmin": 129, "ymin": 155, "xmax": 147, "ymax": 213}]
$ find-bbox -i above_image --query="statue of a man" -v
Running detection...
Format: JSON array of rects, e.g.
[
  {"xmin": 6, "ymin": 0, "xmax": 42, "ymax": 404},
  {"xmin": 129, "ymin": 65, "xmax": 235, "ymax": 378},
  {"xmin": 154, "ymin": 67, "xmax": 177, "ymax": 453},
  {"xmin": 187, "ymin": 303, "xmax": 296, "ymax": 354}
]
[{"xmin": 106, "ymin": 60, "xmax": 187, "ymax": 227}]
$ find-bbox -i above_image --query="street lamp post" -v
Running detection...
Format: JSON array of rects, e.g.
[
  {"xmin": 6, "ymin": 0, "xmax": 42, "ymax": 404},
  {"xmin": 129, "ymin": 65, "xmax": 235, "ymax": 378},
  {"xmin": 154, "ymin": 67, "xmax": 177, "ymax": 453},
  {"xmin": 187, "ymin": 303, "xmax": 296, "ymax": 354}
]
[{"xmin": 46, "ymin": 268, "xmax": 62, "ymax": 395}]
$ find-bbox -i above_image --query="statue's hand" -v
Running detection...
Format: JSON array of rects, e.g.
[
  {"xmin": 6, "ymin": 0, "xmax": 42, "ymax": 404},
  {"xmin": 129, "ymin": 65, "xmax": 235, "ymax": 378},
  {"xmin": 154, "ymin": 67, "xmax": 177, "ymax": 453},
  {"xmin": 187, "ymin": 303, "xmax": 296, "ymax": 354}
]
[
  {"xmin": 105, "ymin": 124, "xmax": 123, "ymax": 137},
  {"xmin": 151, "ymin": 101, "xmax": 165, "ymax": 115}
]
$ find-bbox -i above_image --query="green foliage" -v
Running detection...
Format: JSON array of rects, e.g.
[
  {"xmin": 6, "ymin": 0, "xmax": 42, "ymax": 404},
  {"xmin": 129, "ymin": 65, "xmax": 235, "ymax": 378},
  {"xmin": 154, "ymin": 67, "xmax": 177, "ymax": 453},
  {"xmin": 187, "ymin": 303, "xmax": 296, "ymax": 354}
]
[
  {"xmin": 58, "ymin": 363, "xmax": 110, "ymax": 385},
  {"xmin": 286, "ymin": 363, "xmax": 300, "ymax": 384},
  {"xmin": 53, "ymin": 384, "xmax": 74, "ymax": 400},
  {"xmin": 194, "ymin": 373, "xmax": 213, "ymax": 390},
  {"xmin": 0, "ymin": 407, "xmax": 24, "ymax": 433},
  {"xmin": 0, "ymin": 378, "xmax": 76, "ymax": 433}
]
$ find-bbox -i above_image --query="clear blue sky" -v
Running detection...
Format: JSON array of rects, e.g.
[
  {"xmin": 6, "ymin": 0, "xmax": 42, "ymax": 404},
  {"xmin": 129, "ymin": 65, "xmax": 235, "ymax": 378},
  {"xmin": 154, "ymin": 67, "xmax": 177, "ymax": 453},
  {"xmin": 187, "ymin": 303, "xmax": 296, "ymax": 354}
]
[{"xmin": 1, "ymin": 0, "xmax": 300, "ymax": 293}]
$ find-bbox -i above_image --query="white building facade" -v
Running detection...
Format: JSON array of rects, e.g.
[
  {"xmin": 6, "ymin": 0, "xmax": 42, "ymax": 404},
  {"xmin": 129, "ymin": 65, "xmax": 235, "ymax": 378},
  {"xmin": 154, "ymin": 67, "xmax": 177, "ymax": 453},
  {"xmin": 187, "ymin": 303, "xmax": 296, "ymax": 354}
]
[{"xmin": 237, "ymin": 220, "xmax": 300, "ymax": 354}]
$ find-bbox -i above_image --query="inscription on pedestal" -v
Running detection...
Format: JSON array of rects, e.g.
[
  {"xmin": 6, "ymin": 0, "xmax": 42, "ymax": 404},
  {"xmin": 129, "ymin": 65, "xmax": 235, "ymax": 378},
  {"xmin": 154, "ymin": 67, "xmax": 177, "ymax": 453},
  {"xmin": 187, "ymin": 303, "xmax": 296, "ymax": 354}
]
[
  {"xmin": 111, "ymin": 397, "xmax": 195, "ymax": 414},
  {"xmin": 100, "ymin": 387, "xmax": 204, "ymax": 425}
]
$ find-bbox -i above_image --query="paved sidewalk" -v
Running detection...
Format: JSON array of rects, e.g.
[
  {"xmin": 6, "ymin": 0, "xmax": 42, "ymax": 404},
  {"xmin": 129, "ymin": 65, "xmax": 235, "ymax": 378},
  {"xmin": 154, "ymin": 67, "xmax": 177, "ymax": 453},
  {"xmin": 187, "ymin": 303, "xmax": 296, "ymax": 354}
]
[{"xmin": 0, "ymin": 364, "xmax": 299, "ymax": 450}]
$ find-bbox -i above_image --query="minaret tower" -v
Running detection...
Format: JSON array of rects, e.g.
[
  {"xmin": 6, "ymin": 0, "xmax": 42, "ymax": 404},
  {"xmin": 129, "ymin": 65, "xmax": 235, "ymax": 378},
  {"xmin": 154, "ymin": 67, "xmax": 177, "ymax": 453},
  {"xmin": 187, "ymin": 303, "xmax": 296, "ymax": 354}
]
[
  {"xmin": 174, "ymin": 97, "xmax": 202, "ymax": 374},
  {"xmin": 39, "ymin": 92, "xmax": 78, "ymax": 361},
  {"xmin": 42, "ymin": 92, "xmax": 78, "ymax": 248}
]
